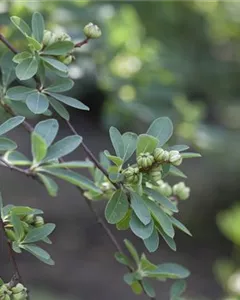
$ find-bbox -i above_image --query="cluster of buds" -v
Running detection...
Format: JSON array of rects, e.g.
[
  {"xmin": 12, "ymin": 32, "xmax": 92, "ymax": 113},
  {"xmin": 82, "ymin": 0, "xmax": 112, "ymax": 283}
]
[
  {"xmin": 0, "ymin": 283, "xmax": 27, "ymax": 300},
  {"xmin": 154, "ymin": 148, "xmax": 182, "ymax": 166},
  {"xmin": 4, "ymin": 214, "xmax": 45, "ymax": 243},
  {"xmin": 172, "ymin": 182, "xmax": 190, "ymax": 200},
  {"xmin": 42, "ymin": 30, "xmax": 74, "ymax": 64},
  {"xmin": 123, "ymin": 166, "xmax": 140, "ymax": 184}
]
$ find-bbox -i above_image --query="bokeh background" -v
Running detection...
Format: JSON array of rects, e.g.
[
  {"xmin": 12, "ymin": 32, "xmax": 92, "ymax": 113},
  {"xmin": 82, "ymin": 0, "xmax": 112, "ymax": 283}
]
[{"xmin": 1, "ymin": 1, "xmax": 240, "ymax": 299}]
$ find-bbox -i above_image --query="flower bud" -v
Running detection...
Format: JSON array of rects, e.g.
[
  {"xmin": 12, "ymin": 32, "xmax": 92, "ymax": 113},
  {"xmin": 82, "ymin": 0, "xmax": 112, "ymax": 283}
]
[
  {"xmin": 173, "ymin": 182, "xmax": 190, "ymax": 200},
  {"xmin": 12, "ymin": 292, "xmax": 28, "ymax": 300},
  {"xmin": 43, "ymin": 30, "xmax": 58, "ymax": 46},
  {"xmin": 63, "ymin": 55, "xmax": 73, "ymax": 65},
  {"xmin": 58, "ymin": 32, "xmax": 71, "ymax": 42},
  {"xmin": 169, "ymin": 150, "xmax": 182, "ymax": 166},
  {"xmin": 83, "ymin": 23, "xmax": 102, "ymax": 39},
  {"xmin": 149, "ymin": 166, "xmax": 162, "ymax": 182},
  {"xmin": 4, "ymin": 295, "xmax": 11, "ymax": 300},
  {"xmin": 153, "ymin": 148, "xmax": 165, "ymax": 162},
  {"xmin": 162, "ymin": 150, "xmax": 170, "ymax": 161},
  {"xmin": 157, "ymin": 180, "xmax": 172, "ymax": 197},
  {"xmin": 123, "ymin": 166, "xmax": 139, "ymax": 184},
  {"xmin": 23, "ymin": 214, "xmax": 34, "ymax": 225},
  {"xmin": 12, "ymin": 284, "xmax": 25, "ymax": 294},
  {"xmin": 5, "ymin": 229, "xmax": 16, "ymax": 242},
  {"xmin": 34, "ymin": 216, "xmax": 44, "ymax": 228},
  {"xmin": 137, "ymin": 152, "xmax": 154, "ymax": 169}
]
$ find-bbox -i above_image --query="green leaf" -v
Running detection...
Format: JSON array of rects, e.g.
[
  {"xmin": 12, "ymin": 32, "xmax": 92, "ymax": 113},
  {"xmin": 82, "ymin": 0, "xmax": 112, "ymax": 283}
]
[
  {"xmin": 11, "ymin": 16, "xmax": 31, "ymax": 36},
  {"xmin": 146, "ymin": 263, "xmax": 190, "ymax": 279},
  {"xmin": 0, "ymin": 137, "xmax": 17, "ymax": 152},
  {"xmin": 44, "ymin": 78, "xmax": 74, "ymax": 93},
  {"xmin": 181, "ymin": 152, "xmax": 201, "ymax": 159},
  {"xmin": 34, "ymin": 119, "xmax": 59, "ymax": 146},
  {"xmin": 147, "ymin": 117, "xmax": 173, "ymax": 147},
  {"xmin": 11, "ymin": 206, "xmax": 34, "ymax": 216},
  {"xmin": 42, "ymin": 41, "xmax": 74, "ymax": 55},
  {"xmin": 41, "ymin": 56, "xmax": 68, "ymax": 73},
  {"xmin": 1, "ymin": 52, "xmax": 16, "ymax": 88},
  {"xmin": 37, "ymin": 173, "xmax": 58, "ymax": 197},
  {"xmin": 23, "ymin": 223, "xmax": 55, "ymax": 243},
  {"xmin": 122, "ymin": 132, "xmax": 137, "ymax": 162},
  {"xmin": 32, "ymin": 12, "xmax": 45, "ymax": 42},
  {"xmin": 123, "ymin": 273, "xmax": 136, "ymax": 285},
  {"xmin": 43, "ymin": 135, "xmax": 82, "ymax": 161},
  {"xmin": 139, "ymin": 254, "xmax": 157, "ymax": 272},
  {"xmin": 104, "ymin": 150, "xmax": 123, "ymax": 167},
  {"xmin": 157, "ymin": 225, "xmax": 176, "ymax": 251},
  {"xmin": 22, "ymin": 244, "xmax": 54, "ymax": 265},
  {"xmin": 143, "ymin": 227, "xmax": 159, "ymax": 253},
  {"xmin": 131, "ymin": 281, "xmax": 143, "ymax": 295},
  {"xmin": 16, "ymin": 56, "xmax": 38, "ymax": 80},
  {"xmin": 26, "ymin": 36, "xmax": 42, "ymax": 51},
  {"xmin": 145, "ymin": 198, "xmax": 174, "ymax": 238},
  {"xmin": 170, "ymin": 217, "xmax": 192, "ymax": 236},
  {"xmin": 116, "ymin": 209, "xmax": 131, "ymax": 230},
  {"xmin": 6, "ymin": 86, "xmax": 36, "ymax": 101},
  {"xmin": 170, "ymin": 280, "xmax": 186, "ymax": 300},
  {"xmin": 136, "ymin": 134, "xmax": 158, "ymax": 156},
  {"xmin": 49, "ymin": 97, "xmax": 69, "ymax": 120},
  {"xmin": 169, "ymin": 165, "xmax": 187, "ymax": 179},
  {"xmin": 12, "ymin": 242, "xmax": 22, "ymax": 253},
  {"xmin": 31, "ymin": 132, "xmax": 48, "ymax": 163},
  {"xmin": 4, "ymin": 151, "xmax": 31, "ymax": 166},
  {"xmin": 162, "ymin": 163, "xmax": 171, "ymax": 178},
  {"xmin": 13, "ymin": 52, "xmax": 33, "ymax": 64},
  {"xmin": 115, "ymin": 252, "xmax": 133, "ymax": 267},
  {"xmin": 26, "ymin": 91, "xmax": 49, "ymax": 114},
  {"xmin": 105, "ymin": 189, "xmax": 129, "ymax": 224},
  {"xmin": 124, "ymin": 239, "xmax": 140, "ymax": 264},
  {"xmin": 43, "ymin": 161, "xmax": 93, "ymax": 169},
  {"xmin": 46, "ymin": 92, "xmax": 89, "ymax": 111},
  {"xmin": 109, "ymin": 127, "xmax": 125, "ymax": 158},
  {"xmin": 130, "ymin": 191, "xmax": 151, "ymax": 226},
  {"xmin": 40, "ymin": 168, "xmax": 102, "ymax": 193},
  {"xmin": 130, "ymin": 211, "xmax": 154, "ymax": 240},
  {"xmin": 11, "ymin": 213, "xmax": 24, "ymax": 241},
  {"xmin": 0, "ymin": 116, "xmax": 25, "ymax": 136},
  {"xmin": 168, "ymin": 145, "xmax": 189, "ymax": 152},
  {"xmin": 142, "ymin": 280, "xmax": 156, "ymax": 298},
  {"xmin": 144, "ymin": 188, "xmax": 178, "ymax": 213}
]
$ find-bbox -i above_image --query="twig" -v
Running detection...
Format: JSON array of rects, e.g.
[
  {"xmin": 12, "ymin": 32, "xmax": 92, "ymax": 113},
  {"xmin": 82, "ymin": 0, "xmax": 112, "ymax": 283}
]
[
  {"xmin": 74, "ymin": 38, "xmax": 89, "ymax": 48},
  {"xmin": 0, "ymin": 217, "xmax": 22, "ymax": 284},
  {"xmin": 0, "ymin": 33, "xmax": 18, "ymax": 54}
]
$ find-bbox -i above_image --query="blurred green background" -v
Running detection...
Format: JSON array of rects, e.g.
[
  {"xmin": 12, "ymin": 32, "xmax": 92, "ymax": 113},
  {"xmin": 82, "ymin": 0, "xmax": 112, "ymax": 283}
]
[{"xmin": 1, "ymin": 1, "xmax": 240, "ymax": 299}]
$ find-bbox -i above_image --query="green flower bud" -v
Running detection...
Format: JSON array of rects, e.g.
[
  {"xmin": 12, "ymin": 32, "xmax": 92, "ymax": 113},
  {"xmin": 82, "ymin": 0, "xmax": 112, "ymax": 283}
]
[
  {"xmin": 34, "ymin": 216, "xmax": 44, "ymax": 228},
  {"xmin": 12, "ymin": 291, "xmax": 28, "ymax": 300},
  {"xmin": 172, "ymin": 182, "xmax": 190, "ymax": 200},
  {"xmin": 169, "ymin": 150, "xmax": 182, "ymax": 166},
  {"xmin": 5, "ymin": 229, "xmax": 16, "ymax": 242},
  {"xmin": 58, "ymin": 32, "xmax": 71, "ymax": 42},
  {"xmin": 137, "ymin": 152, "xmax": 154, "ymax": 169},
  {"xmin": 149, "ymin": 166, "xmax": 162, "ymax": 182},
  {"xmin": 63, "ymin": 55, "xmax": 73, "ymax": 65},
  {"xmin": 162, "ymin": 150, "xmax": 170, "ymax": 161},
  {"xmin": 23, "ymin": 214, "xmax": 34, "ymax": 225},
  {"xmin": 3, "ymin": 295, "xmax": 11, "ymax": 300},
  {"xmin": 12, "ymin": 284, "xmax": 25, "ymax": 294},
  {"xmin": 83, "ymin": 23, "xmax": 102, "ymax": 39},
  {"xmin": 153, "ymin": 148, "xmax": 165, "ymax": 162},
  {"xmin": 43, "ymin": 30, "xmax": 58, "ymax": 46},
  {"xmin": 22, "ymin": 222, "xmax": 29, "ymax": 234},
  {"xmin": 157, "ymin": 180, "xmax": 172, "ymax": 197},
  {"xmin": 123, "ymin": 166, "xmax": 139, "ymax": 184}
]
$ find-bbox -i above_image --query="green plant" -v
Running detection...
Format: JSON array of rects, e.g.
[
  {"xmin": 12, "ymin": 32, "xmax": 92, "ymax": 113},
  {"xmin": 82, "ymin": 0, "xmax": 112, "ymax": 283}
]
[{"xmin": 0, "ymin": 12, "xmax": 200, "ymax": 300}]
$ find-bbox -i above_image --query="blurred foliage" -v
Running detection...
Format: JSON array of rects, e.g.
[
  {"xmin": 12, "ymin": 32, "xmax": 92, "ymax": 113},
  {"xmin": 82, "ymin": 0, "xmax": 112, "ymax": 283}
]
[
  {"xmin": 214, "ymin": 205, "xmax": 240, "ymax": 300},
  {"xmin": 1, "ymin": 0, "xmax": 240, "ymax": 158}
]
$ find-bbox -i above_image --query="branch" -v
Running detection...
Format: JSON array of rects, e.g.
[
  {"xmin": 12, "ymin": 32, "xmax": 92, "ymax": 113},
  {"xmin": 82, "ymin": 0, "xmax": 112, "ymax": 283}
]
[
  {"xmin": 0, "ymin": 34, "xmax": 155, "ymax": 300},
  {"xmin": 0, "ymin": 217, "xmax": 22, "ymax": 285}
]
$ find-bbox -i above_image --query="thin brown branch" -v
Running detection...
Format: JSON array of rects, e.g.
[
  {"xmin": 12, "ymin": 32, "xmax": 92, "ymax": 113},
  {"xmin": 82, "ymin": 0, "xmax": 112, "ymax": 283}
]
[
  {"xmin": 74, "ymin": 38, "xmax": 89, "ymax": 48},
  {"xmin": 0, "ymin": 217, "xmax": 22, "ymax": 284},
  {"xmin": 0, "ymin": 157, "xmax": 31, "ymax": 176},
  {"xmin": 0, "ymin": 33, "xmax": 18, "ymax": 54}
]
